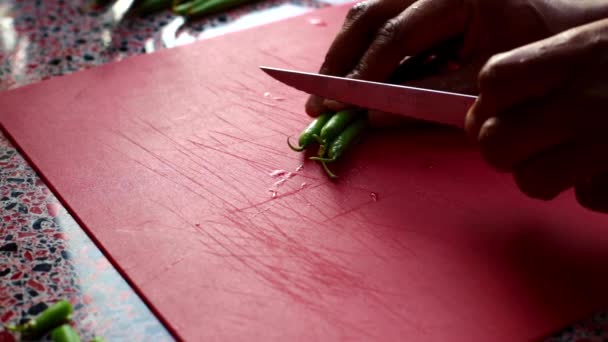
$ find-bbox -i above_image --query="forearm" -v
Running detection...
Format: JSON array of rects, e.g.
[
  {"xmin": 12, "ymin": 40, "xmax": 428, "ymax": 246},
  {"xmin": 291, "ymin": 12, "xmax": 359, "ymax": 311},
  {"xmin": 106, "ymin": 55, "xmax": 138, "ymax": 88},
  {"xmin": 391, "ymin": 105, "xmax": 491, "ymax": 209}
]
[{"xmin": 536, "ymin": 0, "xmax": 608, "ymax": 33}]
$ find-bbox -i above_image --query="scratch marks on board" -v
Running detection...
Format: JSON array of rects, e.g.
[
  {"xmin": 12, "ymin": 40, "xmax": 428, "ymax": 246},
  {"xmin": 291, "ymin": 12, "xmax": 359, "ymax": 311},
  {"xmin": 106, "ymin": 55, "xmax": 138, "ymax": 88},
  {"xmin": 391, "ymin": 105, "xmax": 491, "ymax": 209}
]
[
  {"xmin": 257, "ymin": 48, "xmax": 298, "ymax": 70},
  {"xmin": 100, "ymin": 115, "xmax": 419, "ymax": 335}
]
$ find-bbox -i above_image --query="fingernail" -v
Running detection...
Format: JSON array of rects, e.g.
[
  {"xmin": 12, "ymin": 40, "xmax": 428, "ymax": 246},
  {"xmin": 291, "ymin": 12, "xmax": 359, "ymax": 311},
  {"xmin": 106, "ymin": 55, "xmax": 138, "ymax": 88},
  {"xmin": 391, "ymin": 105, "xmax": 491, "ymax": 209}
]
[
  {"xmin": 323, "ymin": 99, "xmax": 347, "ymax": 111},
  {"xmin": 305, "ymin": 95, "xmax": 324, "ymax": 116}
]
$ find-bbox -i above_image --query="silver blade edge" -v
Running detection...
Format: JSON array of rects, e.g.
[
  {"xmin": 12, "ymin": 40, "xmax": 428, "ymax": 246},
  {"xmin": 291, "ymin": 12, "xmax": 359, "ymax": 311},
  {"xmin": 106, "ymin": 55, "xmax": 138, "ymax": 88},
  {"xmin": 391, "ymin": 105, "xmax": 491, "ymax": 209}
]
[{"xmin": 260, "ymin": 66, "xmax": 477, "ymax": 128}]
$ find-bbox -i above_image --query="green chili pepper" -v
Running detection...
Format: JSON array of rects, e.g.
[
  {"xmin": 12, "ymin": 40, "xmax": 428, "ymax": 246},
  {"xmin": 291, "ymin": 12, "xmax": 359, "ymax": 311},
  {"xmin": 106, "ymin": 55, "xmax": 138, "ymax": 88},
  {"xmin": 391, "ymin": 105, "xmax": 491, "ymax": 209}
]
[
  {"xmin": 310, "ymin": 114, "xmax": 368, "ymax": 178},
  {"xmin": 318, "ymin": 108, "xmax": 358, "ymax": 143},
  {"xmin": 91, "ymin": 337, "xmax": 107, "ymax": 342},
  {"xmin": 186, "ymin": 0, "xmax": 258, "ymax": 17},
  {"xmin": 172, "ymin": 2, "xmax": 193, "ymax": 14},
  {"xmin": 51, "ymin": 324, "xmax": 81, "ymax": 342},
  {"xmin": 287, "ymin": 112, "xmax": 332, "ymax": 152},
  {"xmin": 133, "ymin": 0, "xmax": 173, "ymax": 14},
  {"xmin": 170, "ymin": 0, "xmax": 195, "ymax": 14},
  {"xmin": 93, "ymin": 0, "xmax": 113, "ymax": 7},
  {"xmin": 5, "ymin": 300, "xmax": 73, "ymax": 338},
  {"xmin": 312, "ymin": 115, "xmax": 368, "ymax": 163}
]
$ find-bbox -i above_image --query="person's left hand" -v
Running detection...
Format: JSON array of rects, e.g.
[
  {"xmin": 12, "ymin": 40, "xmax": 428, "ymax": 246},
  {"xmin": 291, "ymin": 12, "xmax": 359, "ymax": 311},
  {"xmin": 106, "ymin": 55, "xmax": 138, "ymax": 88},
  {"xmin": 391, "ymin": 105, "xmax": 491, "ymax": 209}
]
[{"xmin": 465, "ymin": 18, "xmax": 608, "ymax": 212}]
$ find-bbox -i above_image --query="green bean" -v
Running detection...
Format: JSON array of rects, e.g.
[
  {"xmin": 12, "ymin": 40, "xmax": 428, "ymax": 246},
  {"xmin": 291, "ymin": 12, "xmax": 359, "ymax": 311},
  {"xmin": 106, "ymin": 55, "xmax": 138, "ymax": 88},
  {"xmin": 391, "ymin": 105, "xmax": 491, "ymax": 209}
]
[
  {"xmin": 51, "ymin": 324, "xmax": 81, "ymax": 342},
  {"xmin": 133, "ymin": 0, "xmax": 173, "ymax": 14},
  {"xmin": 93, "ymin": 0, "xmax": 113, "ymax": 7},
  {"xmin": 5, "ymin": 300, "xmax": 73, "ymax": 338},
  {"xmin": 318, "ymin": 108, "xmax": 358, "ymax": 143},
  {"xmin": 311, "ymin": 114, "xmax": 368, "ymax": 164},
  {"xmin": 187, "ymin": 0, "xmax": 258, "ymax": 17},
  {"xmin": 287, "ymin": 112, "xmax": 332, "ymax": 152},
  {"xmin": 172, "ymin": 0, "xmax": 194, "ymax": 14}
]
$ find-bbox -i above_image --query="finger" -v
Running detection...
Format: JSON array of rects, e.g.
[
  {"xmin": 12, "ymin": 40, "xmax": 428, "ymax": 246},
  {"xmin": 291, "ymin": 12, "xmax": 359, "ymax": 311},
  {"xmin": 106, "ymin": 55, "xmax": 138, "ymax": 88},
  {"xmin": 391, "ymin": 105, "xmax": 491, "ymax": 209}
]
[
  {"xmin": 323, "ymin": 40, "xmax": 446, "ymax": 112},
  {"xmin": 326, "ymin": 56, "xmax": 482, "ymax": 114},
  {"xmin": 513, "ymin": 140, "xmax": 608, "ymax": 201},
  {"xmin": 467, "ymin": 19, "xmax": 607, "ymax": 136},
  {"xmin": 323, "ymin": 0, "xmax": 469, "ymax": 111},
  {"xmin": 475, "ymin": 92, "xmax": 593, "ymax": 172},
  {"xmin": 575, "ymin": 173, "xmax": 608, "ymax": 213},
  {"xmin": 323, "ymin": 39, "xmax": 468, "ymax": 111},
  {"xmin": 347, "ymin": 0, "xmax": 468, "ymax": 83},
  {"xmin": 306, "ymin": 0, "xmax": 414, "ymax": 116},
  {"xmin": 324, "ymin": 97, "xmax": 351, "ymax": 112}
]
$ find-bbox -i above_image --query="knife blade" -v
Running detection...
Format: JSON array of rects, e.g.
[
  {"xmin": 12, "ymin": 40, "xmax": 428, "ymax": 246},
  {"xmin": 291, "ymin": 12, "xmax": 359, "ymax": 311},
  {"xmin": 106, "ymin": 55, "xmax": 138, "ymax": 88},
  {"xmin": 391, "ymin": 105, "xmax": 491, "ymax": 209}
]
[{"xmin": 260, "ymin": 66, "xmax": 477, "ymax": 129}]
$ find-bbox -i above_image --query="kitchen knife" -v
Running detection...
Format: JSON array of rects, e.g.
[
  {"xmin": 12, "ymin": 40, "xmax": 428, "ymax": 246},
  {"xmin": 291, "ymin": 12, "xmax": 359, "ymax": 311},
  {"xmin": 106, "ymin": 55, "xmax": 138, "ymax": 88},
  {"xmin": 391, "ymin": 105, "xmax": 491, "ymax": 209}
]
[{"xmin": 260, "ymin": 66, "xmax": 477, "ymax": 128}]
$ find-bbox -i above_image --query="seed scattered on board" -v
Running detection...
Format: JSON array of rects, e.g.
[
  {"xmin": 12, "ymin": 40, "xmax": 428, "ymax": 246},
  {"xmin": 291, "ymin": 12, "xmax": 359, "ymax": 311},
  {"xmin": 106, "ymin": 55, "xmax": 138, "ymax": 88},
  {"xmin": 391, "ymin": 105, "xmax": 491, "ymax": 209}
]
[
  {"xmin": 263, "ymin": 92, "xmax": 285, "ymax": 101},
  {"xmin": 370, "ymin": 192, "xmax": 378, "ymax": 202},
  {"xmin": 269, "ymin": 169, "xmax": 287, "ymax": 177},
  {"xmin": 268, "ymin": 189, "xmax": 278, "ymax": 199},
  {"xmin": 308, "ymin": 17, "xmax": 326, "ymax": 26}
]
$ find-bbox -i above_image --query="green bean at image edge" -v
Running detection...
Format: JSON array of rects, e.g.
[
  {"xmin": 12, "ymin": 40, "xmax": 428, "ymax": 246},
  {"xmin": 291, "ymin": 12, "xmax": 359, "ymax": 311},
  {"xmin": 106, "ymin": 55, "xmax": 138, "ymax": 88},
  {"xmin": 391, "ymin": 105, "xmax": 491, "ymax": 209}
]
[
  {"xmin": 186, "ymin": 0, "xmax": 259, "ymax": 17},
  {"xmin": 132, "ymin": 0, "xmax": 173, "ymax": 14},
  {"xmin": 5, "ymin": 300, "xmax": 74, "ymax": 338},
  {"xmin": 51, "ymin": 324, "xmax": 81, "ymax": 342},
  {"xmin": 172, "ymin": 0, "xmax": 193, "ymax": 14}
]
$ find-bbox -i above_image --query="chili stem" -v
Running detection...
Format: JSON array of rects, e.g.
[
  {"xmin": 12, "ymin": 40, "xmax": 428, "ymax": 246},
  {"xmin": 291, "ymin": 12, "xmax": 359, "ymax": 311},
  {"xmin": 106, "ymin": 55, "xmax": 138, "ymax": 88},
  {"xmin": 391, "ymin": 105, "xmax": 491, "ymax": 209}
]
[
  {"xmin": 320, "ymin": 161, "xmax": 338, "ymax": 179},
  {"xmin": 309, "ymin": 156, "xmax": 336, "ymax": 163},
  {"xmin": 287, "ymin": 136, "xmax": 306, "ymax": 152}
]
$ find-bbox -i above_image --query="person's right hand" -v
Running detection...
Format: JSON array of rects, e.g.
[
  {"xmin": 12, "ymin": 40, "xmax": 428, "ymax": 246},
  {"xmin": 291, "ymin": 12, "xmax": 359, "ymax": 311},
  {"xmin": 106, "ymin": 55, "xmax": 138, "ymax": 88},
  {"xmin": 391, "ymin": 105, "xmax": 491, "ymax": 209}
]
[
  {"xmin": 463, "ymin": 18, "xmax": 608, "ymax": 212},
  {"xmin": 305, "ymin": 0, "xmax": 607, "ymax": 121}
]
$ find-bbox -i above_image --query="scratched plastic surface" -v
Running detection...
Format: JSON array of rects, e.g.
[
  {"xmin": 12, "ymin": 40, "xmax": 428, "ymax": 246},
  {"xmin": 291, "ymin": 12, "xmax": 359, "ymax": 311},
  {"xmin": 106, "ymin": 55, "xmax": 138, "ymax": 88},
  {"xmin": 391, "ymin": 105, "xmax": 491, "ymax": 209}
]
[
  {"xmin": 1, "ymin": 1, "xmax": 608, "ymax": 342},
  {"xmin": 0, "ymin": 0, "xmax": 331, "ymax": 340},
  {"xmin": 3, "ymin": 4, "xmax": 608, "ymax": 341}
]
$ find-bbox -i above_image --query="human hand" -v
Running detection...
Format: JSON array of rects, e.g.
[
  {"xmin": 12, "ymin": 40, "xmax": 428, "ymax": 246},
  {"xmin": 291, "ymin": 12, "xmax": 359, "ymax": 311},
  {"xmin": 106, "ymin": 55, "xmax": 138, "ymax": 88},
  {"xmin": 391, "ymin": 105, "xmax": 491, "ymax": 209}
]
[
  {"xmin": 306, "ymin": 0, "xmax": 607, "ymax": 123},
  {"xmin": 466, "ymin": 18, "xmax": 608, "ymax": 212}
]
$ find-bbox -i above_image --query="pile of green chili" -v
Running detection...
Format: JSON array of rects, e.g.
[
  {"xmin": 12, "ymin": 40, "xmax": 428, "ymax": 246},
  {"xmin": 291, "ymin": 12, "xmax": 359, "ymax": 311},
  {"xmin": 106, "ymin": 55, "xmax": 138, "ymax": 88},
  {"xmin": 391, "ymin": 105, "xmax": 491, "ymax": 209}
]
[
  {"xmin": 288, "ymin": 109, "xmax": 369, "ymax": 179},
  {"xmin": 94, "ymin": 0, "xmax": 258, "ymax": 18},
  {"xmin": 4, "ymin": 300, "xmax": 105, "ymax": 342}
]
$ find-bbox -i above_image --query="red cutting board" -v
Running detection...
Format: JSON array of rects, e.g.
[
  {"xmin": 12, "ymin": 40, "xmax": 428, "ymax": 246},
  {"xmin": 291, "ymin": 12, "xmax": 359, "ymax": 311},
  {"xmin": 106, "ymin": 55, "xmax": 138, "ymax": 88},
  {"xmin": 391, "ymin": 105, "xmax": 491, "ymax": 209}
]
[{"xmin": 3, "ymin": 3, "xmax": 608, "ymax": 341}]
